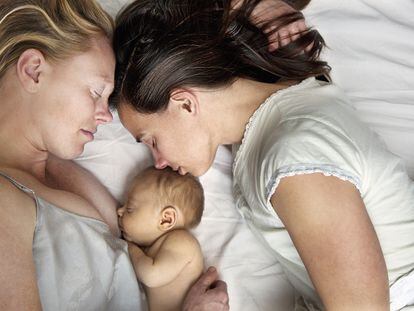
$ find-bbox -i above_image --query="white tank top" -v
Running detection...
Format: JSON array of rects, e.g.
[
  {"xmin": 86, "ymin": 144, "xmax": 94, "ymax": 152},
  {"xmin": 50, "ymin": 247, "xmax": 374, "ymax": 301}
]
[{"xmin": 0, "ymin": 172, "xmax": 145, "ymax": 311}]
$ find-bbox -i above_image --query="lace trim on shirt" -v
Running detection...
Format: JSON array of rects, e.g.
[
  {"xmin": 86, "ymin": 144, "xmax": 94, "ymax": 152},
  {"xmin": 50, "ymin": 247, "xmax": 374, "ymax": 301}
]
[
  {"xmin": 265, "ymin": 164, "xmax": 362, "ymax": 203},
  {"xmin": 233, "ymin": 78, "xmax": 317, "ymax": 173}
]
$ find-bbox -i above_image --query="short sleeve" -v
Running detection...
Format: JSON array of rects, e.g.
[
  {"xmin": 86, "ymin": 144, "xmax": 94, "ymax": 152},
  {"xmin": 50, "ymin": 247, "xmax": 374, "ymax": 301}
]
[{"xmin": 260, "ymin": 116, "xmax": 363, "ymax": 207}]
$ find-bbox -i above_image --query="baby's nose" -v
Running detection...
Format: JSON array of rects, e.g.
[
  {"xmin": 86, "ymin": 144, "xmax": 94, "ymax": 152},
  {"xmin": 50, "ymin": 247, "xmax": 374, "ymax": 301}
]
[{"xmin": 117, "ymin": 207, "xmax": 124, "ymax": 217}]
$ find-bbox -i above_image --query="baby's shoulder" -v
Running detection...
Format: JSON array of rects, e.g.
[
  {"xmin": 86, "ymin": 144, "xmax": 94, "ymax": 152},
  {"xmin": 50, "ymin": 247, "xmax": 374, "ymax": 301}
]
[
  {"xmin": 163, "ymin": 229, "xmax": 201, "ymax": 255},
  {"xmin": 165, "ymin": 229, "xmax": 199, "ymax": 245}
]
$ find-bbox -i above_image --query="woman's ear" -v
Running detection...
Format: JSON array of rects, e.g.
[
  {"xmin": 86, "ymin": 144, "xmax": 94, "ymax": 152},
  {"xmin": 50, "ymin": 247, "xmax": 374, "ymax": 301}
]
[
  {"xmin": 16, "ymin": 49, "xmax": 46, "ymax": 93},
  {"xmin": 159, "ymin": 206, "xmax": 178, "ymax": 231},
  {"xmin": 169, "ymin": 88, "xmax": 199, "ymax": 116}
]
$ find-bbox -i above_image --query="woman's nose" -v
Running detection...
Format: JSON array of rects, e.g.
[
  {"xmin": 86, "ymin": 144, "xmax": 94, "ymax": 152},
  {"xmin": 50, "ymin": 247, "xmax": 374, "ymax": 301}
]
[
  {"xmin": 152, "ymin": 148, "xmax": 168, "ymax": 169},
  {"xmin": 154, "ymin": 156, "xmax": 168, "ymax": 170},
  {"xmin": 96, "ymin": 100, "xmax": 113, "ymax": 124}
]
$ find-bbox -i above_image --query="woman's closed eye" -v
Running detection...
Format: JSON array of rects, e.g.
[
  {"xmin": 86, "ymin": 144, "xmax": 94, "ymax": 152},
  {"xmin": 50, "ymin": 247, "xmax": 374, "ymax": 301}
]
[
  {"xmin": 91, "ymin": 90, "xmax": 102, "ymax": 99},
  {"xmin": 134, "ymin": 136, "xmax": 156, "ymax": 149},
  {"xmin": 143, "ymin": 138, "xmax": 156, "ymax": 149}
]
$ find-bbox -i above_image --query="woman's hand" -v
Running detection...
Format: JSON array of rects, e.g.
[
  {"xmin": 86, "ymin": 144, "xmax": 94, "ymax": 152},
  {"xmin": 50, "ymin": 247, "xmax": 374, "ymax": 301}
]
[
  {"xmin": 183, "ymin": 267, "xmax": 229, "ymax": 311},
  {"xmin": 232, "ymin": 0, "xmax": 308, "ymax": 51},
  {"xmin": 252, "ymin": 0, "xmax": 307, "ymax": 51}
]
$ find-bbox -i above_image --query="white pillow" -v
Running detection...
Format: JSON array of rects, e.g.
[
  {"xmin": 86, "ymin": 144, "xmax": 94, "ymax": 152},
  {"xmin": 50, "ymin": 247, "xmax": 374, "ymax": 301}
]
[
  {"xmin": 98, "ymin": 0, "xmax": 132, "ymax": 18},
  {"xmin": 304, "ymin": 0, "xmax": 414, "ymax": 178}
]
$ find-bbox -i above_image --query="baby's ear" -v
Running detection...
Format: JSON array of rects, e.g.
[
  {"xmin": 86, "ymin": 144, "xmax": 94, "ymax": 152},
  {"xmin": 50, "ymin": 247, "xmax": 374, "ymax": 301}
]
[{"xmin": 159, "ymin": 206, "xmax": 178, "ymax": 231}]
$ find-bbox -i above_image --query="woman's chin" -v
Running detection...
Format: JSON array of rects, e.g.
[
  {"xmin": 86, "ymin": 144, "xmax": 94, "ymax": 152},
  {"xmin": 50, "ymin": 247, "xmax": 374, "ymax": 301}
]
[
  {"xmin": 193, "ymin": 157, "xmax": 216, "ymax": 177},
  {"xmin": 50, "ymin": 147, "xmax": 83, "ymax": 161},
  {"xmin": 70, "ymin": 143, "xmax": 87, "ymax": 159},
  {"xmin": 67, "ymin": 147, "xmax": 85, "ymax": 160},
  {"xmin": 192, "ymin": 165, "xmax": 210, "ymax": 177}
]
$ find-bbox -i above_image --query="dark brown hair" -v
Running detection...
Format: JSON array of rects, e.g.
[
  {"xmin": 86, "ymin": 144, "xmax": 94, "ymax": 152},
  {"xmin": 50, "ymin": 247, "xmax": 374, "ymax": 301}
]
[
  {"xmin": 284, "ymin": 0, "xmax": 311, "ymax": 10},
  {"xmin": 110, "ymin": 0, "xmax": 329, "ymax": 113}
]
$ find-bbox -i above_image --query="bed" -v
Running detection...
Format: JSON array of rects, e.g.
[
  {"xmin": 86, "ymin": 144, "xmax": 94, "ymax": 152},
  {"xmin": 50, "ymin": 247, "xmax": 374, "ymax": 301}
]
[{"xmin": 79, "ymin": 1, "xmax": 414, "ymax": 309}]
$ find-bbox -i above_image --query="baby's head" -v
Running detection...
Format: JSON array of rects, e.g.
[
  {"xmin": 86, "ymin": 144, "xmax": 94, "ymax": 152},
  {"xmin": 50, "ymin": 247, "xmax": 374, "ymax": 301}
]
[{"xmin": 118, "ymin": 167, "xmax": 204, "ymax": 246}]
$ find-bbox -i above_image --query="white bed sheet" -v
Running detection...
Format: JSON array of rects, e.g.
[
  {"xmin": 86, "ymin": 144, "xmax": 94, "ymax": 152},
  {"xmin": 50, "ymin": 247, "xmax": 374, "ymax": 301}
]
[
  {"xmin": 78, "ymin": 1, "xmax": 414, "ymax": 310},
  {"xmin": 304, "ymin": 0, "xmax": 414, "ymax": 178}
]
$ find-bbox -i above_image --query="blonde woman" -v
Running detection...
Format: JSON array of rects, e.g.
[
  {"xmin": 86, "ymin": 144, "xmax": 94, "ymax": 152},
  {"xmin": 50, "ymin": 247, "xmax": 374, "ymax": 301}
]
[{"xmin": 0, "ymin": 1, "xmax": 141, "ymax": 309}]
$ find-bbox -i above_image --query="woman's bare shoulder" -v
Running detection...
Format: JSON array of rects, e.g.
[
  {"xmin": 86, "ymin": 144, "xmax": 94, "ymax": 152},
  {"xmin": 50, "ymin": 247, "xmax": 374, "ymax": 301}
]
[
  {"xmin": 0, "ymin": 174, "xmax": 37, "ymax": 235},
  {"xmin": 0, "ymin": 167, "xmax": 103, "ymax": 223},
  {"xmin": 0, "ymin": 175, "xmax": 41, "ymax": 309}
]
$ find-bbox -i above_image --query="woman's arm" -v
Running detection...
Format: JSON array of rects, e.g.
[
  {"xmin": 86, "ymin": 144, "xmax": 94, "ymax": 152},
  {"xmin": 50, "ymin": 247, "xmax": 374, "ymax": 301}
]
[
  {"xmin": 271, "ymin": 173, "xmax": 389, "ymax": 310},
  {"xmin": 45, "ymin": 155, "xmax": 120, "ymax": 236},
  {"xmin": 0, "ymin": 178, "xmax": 42, "ymax": 310}
]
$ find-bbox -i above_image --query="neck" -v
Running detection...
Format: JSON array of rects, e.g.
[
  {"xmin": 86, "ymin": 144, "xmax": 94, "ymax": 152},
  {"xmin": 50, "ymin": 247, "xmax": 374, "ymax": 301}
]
[
  {"xmin": 0, "ymin": 75, "xmax": 48, "ymax": 181},
  {"xmin": 206, "ymin": 78, "xmax": 298, "ymax": 145}
]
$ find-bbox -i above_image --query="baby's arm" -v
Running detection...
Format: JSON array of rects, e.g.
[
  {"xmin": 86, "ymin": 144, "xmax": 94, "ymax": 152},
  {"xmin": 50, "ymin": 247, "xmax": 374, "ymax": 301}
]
[{"xmin": 128, "ymin": 230, "xmax": 200, "ymax": 288}]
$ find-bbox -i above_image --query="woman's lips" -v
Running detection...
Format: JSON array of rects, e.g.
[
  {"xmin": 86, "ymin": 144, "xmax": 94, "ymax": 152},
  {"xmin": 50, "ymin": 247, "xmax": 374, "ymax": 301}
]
[{"xmin": 80, "ymin": 129, "xmax": 95, "ymax": 141}]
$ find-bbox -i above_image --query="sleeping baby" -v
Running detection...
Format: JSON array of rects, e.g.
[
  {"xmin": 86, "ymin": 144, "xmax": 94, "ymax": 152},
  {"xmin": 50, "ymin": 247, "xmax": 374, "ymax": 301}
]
[{"xmin": 117, "ymin": 166, "xmax": 204, "ymax": 311}]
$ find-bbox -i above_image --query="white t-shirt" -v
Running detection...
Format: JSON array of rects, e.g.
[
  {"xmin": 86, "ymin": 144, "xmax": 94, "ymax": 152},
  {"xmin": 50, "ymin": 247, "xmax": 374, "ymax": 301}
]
[{"xmin": 232, "ymin": 78, "xmax": 414, "ymax": 309}]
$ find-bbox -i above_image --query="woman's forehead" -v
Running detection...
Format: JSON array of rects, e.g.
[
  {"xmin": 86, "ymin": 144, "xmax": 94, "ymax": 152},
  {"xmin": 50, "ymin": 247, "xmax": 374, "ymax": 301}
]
[
  {"xmin": 118, "ymin": 103, "xmax": 162, "ymax": 130},
  {"xmin": 118, "ymin": 104, "xmax": 143, "ymax": 131},
  {"xmin": 57, "ymin": 44, "xmax": 114, "ymax": 83}
]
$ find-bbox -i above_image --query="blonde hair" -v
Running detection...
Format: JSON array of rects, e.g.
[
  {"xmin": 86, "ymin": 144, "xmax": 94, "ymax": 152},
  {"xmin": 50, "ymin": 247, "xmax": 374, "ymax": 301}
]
[
  {"xmin": 0, "ymin": 0, "xmax": 113, "ymax": 80},
  {"xmin": 136, "ymin": 167, "xmax": 205, "ymax": 229}
]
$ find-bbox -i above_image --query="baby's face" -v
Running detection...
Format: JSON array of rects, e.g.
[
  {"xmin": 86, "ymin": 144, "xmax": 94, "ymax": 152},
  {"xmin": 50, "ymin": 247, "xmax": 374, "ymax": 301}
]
[{"xmin": 117, "ymin": 182, "xmax": 162, "ymax": 246}]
